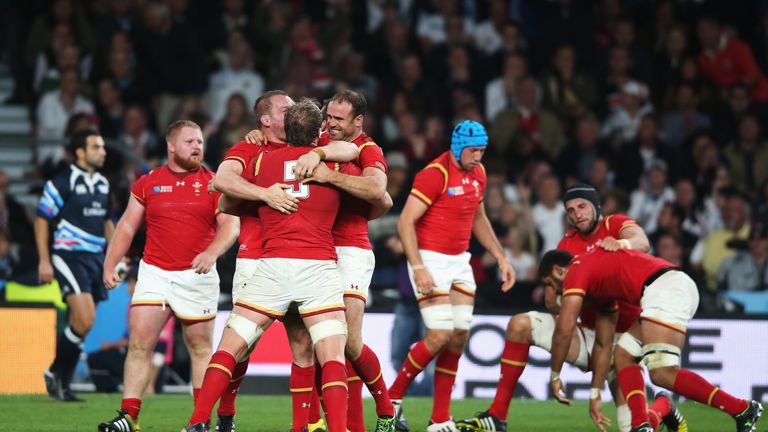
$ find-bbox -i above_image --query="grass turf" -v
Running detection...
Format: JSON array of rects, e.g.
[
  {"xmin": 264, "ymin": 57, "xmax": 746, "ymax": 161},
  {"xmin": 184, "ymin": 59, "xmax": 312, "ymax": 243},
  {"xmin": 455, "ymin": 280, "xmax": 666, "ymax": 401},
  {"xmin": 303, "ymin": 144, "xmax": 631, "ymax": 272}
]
[{"xmin": 0, "ymin": 394, "xmax": 743, "ymax": 431}]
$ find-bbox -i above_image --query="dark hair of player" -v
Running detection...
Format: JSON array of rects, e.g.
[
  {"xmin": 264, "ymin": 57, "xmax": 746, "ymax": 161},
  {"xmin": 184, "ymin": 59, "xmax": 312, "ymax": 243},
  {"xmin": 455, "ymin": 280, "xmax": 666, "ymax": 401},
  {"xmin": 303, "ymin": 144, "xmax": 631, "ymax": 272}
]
[
  {"xmin": 329, "ymin": 89, "xmax": 367, "ymax": 118},
  {"xmin": 67, "ymin": 128, "xmax": 101, "ymax": 159},
  {"xmin": 253, "ymin": 90, "xmax": 289, "ymax": 127},
  {"xmin": 538, "ymin": 250, "xmax": 574, "ymax": 280},
  {"xmin": 285, "ymin": 98, "xmax": 323, "ymax": 147}
]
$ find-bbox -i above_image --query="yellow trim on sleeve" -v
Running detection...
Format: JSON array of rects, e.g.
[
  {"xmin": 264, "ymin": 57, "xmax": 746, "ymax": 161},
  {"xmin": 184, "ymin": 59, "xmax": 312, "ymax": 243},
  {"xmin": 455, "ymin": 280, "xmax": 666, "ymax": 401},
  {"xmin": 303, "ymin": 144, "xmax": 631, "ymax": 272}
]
[
  {"xmin": 223, "ymin": 156, "xmax": 247, "ymax": 170},
  {"xmin": 410, "ymin": 188, "xmax": 433, "ymax": 206},
  {"xmin": 425, "ymin": 163, "xmax": 449, "ymax": 193},
  {"xmin": 563, "ymin": 288, "xmax": 586, "ymax": 297}
]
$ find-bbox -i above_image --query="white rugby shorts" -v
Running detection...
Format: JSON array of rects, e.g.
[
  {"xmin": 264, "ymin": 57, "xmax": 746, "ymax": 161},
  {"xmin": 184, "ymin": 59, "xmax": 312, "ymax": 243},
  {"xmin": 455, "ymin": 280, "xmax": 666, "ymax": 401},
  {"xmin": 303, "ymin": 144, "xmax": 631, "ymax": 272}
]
[
  {"xmin": 526, "ymin": 311, "xmax": 622, "ymax": 372},
  {"xmin": 407, "ymin": 249, "xmax": 476, "ymax": 300},
  {"xmin": 641, "ymin": 269, "xmax": 699, "ymax": 333},
  {"xmin": 236, "ymin": 258, "xmax": 345, "ymax": 318},
  {"xmin": 132, "ymin": 259, "xmax": 219, "ymax": 322},
  {"xmin": 232, "ymin": 258, "xmax": 260, "ymax": 303},
  {"xmin": 337, "ymin": 246, "xmax": 375, "ymax": 302}
]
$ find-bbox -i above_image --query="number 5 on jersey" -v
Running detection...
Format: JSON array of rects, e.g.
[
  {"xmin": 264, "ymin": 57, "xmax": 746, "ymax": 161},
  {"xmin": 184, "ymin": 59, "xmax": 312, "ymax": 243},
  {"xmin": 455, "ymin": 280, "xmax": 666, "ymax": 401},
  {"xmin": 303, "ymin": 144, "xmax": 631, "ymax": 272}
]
[{"xmin": 283, "ymin": 160, "xmax": 310, "ymax": 198}]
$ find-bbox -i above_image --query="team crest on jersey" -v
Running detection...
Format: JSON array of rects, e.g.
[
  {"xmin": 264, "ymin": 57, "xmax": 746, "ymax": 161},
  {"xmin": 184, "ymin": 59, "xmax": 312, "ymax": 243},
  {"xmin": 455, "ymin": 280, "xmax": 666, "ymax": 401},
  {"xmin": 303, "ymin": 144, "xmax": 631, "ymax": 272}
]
[
  {"xmin": 447, "ymin": 186, "xmax": 465, "ymax": 196},
  {"xmin": 192, "ymin": 181, "xmax": 203, "ymax": 195},
  {"xmin": 153, "ymin": 186, "xmax": 173, "ymax": 193}
]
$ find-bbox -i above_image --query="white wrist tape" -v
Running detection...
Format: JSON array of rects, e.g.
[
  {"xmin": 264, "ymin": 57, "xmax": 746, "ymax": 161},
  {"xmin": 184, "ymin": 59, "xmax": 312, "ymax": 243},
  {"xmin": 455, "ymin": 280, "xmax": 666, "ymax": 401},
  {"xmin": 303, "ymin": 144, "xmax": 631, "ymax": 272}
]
[{"xmin": 589, "ymin": 387, "xmax": 601, "ymax": 400}]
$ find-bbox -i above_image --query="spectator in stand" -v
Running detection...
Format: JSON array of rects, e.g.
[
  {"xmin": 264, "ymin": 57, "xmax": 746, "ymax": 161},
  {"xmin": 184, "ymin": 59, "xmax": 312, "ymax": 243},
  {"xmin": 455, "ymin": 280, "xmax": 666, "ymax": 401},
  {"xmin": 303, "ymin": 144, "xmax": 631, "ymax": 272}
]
[
  {"xmin": 697, "ymin": 16, "xmax": 768, "ymax": 104},
  {"xmin": 139, "ymin": 1, "xmax": 207, "ymax": 128},
  {"xmin": 24, "ymin": 0, "xmax": 93, "ymax": 76},
  {"xmin": 601, "ymin": 80, "xmax": 654, "ymax": 149},
  {"xmin": 628, "ymin": 160, "xmax": 675, "ymax": 233},
  {"xmin": 601, "ymin": 47, "xmax": 634, "ymax": 113},
  {"xmin": 203, "ymin": 0, "xmax": 252, "ymax": 52},
  {"xmin": 613, "ymin": 114, "xmax": 677, "ymax": 192},
  {"xmin": 497, "ymin": 227, "xmax": 537, "ymax": 282},
  {"xmin": 557, "ymin": 116, "xmax": 606, "ymax": 184},
  {"xmin": 609, "ymin": 17, "xmax": 652, "ymax": 83},
  {"xmin": 96, "ymin": 78, "xmax": 125, "ymax": 139},
  {"xmin": 723, "ymin": 114, "xmax": 768, "ymax": 196},
  {"xmin": 384, "ymin": 151, "xmax": 412, "ymax": 214},
  {"xmin": 205, "ymin": 39, "xmax": 263, "ymax": 123},
  {"xmin": 485, "ymin": 53, "xmax": 527, "ymax": 122},
  {"xmin": 205, "ymin": 93, "xmax": 253, "ymax": 168},
  {"xmin": 335, "ymin": 51, "xmax": 379, "ymax": 107},
  {"xmin": 119, "ymin": 105, "xmax": 161, "ymax": 169},
  {"xmin": 649, "ymin": 202, "xmax": 699, "ymax": 254},
  {"xmin": 36, "ymin": 68, "xmax": 95, "ymax": 139},
  {"xmin": 653, "ymin": 25, "xmax": 690, "ymax": 105},
  {"xmin": 34, "ymin": 37, "xmax": 91, "ymax": 96},
  {"xmin": 489, "ymin": 77, "xmax": 566, "ymax": 160},
  {"xmin": 717, "ymin": 224, "xmax": 768, "ymax": 292},
  {"xmin": 588, "ymin": 157, "xmax": 614, "ymax": 196},
  {"xmin": 653, "ymin": 231, "xmax": 699, "ymax": 282},
  {"xmin": 541, "ymin": 44, "xmax": 598, "ymax": 126},
  {"xmin": 531, "ymin": 174, "xmax": 566, "ymax": 255},
  {"xmin": 471, "ymin": 0, "xmax": 508, "ymax": 58},
  {"xmin": 691, "ymin": 188, "xmax": 752, "ymax": 293},
  {"xmin": 661, "ymin": 83, "xmax": 711, "ymax": 149},
  {"xmin": 712, "ymin": 84, "xmax": 752, "ymax": 146},
  {"xmin": 673, "ymin": 178, "xmax": 707, "ymax": 238}
]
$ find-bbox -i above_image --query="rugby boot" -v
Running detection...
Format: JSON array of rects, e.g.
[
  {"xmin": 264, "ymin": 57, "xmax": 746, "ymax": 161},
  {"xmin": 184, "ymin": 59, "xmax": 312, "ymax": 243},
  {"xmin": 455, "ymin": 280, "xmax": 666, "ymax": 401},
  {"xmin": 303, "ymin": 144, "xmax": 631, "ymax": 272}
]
[
  {"xmin": 99, "ymin": 410, "xmax": 140, "ymax": 432},
  {"xmin": 455, "ymin": 410, "xmax": 507, "ymax": 432},
  {"xmin": 734, "ymin": 400, "xmax": 763, "ymax": 432}
]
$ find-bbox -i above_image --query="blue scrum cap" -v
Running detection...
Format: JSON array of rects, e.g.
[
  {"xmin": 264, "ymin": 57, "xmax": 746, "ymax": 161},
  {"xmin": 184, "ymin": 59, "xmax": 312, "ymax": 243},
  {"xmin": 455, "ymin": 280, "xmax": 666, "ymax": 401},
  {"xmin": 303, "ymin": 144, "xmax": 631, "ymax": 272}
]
[{"xmin": 451, "ymin": 120, "xmax": 488, "ymax": 161}]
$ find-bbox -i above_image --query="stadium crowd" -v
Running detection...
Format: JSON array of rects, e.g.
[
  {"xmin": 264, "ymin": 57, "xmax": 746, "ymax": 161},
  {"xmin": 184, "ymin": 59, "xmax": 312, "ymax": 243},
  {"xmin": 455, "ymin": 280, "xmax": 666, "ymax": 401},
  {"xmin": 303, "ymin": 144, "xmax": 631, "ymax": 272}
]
[{"xmin": 2, "ymin": 0, "xmax": 767, "ymax": 313}]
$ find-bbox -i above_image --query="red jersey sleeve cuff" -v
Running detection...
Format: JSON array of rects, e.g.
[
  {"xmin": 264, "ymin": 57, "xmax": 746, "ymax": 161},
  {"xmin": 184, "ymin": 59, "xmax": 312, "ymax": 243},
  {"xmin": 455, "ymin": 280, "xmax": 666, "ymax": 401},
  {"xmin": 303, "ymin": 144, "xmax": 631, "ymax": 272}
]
[
  {"xmin": 410, "ymin": 188, "xmax": 433, "ymax": 206},
  {"xmin": 562, "ymin": 288, "xmax": 586, "ymax": 297},
  {"xmin": 131, "ymin": 192, "xmax": 145, "ymax": 206},
  {"xmin": 223, "ymin": 156, "xmax": 247, "ymax": 170}
]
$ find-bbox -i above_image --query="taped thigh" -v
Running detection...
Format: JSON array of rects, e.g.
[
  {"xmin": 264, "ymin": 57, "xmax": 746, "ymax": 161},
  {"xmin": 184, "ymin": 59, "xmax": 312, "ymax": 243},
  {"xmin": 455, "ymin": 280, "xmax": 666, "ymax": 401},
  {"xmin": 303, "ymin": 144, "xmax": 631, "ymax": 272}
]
[
  {"xmin": 226, "ymin": 313, "xmax": 264, "ymax": 348},
  {"xmin": 641, "ymin": 343, "xmax": 681, "ymax": 370},
  {"xmin": 526, "ymin": 311, "xmax": 555, "ymax": 351},
  {"xmin": 421, "ymin": 303, "xmax": 454, "ymax": 330},
  {"xmin": 452, "ymin": 304, "xmax": 474, "ymax": 330},
  {"xmin": 617, "ymin": 332, "xmax": 643, "ymax": 360},
  {"xmin": 308, "ymin": 319, "xmax": 348, "ymax": 344}
]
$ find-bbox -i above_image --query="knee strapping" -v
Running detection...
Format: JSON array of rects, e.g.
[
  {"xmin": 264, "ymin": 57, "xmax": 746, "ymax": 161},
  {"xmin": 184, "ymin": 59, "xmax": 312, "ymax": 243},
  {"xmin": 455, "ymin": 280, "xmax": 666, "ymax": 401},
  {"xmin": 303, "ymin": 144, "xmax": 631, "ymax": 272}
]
[
  {"xmin": 617, "ymin": 332, "xmax": 643, "ymax": 360},
  {"xmin": 308, "ymin": 319, "xmax": 347, "ymax": 344},
  {"xmin": 421, "ymin": 304, "xmax": 454, "ymax": 330},
  {"xmin": 641, "ymin": 343, "xmax": 681, "ymax": 370},
  {"xmin": 452, "ymin": 305, "xmax": 474, "ymax": 330},
  {"xmin": 226, "ymin": 313, "xmax": 263, "ymax": 347}
]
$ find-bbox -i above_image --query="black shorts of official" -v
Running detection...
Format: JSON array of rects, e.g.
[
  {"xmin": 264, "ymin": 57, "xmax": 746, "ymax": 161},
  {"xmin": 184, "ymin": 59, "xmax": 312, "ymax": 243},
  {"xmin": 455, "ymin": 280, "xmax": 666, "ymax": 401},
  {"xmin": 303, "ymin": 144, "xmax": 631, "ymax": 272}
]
[{"xmin": 51, "ymin": 251, "xmax": 108, "ymax": 302}]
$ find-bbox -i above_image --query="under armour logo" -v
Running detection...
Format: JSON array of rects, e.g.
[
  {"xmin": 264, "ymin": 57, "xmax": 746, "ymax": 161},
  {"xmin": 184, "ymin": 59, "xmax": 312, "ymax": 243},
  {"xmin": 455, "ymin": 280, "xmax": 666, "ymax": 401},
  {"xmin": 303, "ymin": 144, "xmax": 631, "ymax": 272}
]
[
  {"xmin": 462, "ymin": 178, "xmax": 470, "ymax": 185},
  {"xmin": 350, "ymin": 284, "xmax": 359, "ymax": 290},
  {"xmin": 302, "ymin": 403, "xmax": 310, "ymax": 408},
  {"xmin": 203, "ymin": 308, "xmax": 211, "ymax": 314},
  {"xmin": 176, "ymin": 181, "xmax": 185, "ymax": 186}
]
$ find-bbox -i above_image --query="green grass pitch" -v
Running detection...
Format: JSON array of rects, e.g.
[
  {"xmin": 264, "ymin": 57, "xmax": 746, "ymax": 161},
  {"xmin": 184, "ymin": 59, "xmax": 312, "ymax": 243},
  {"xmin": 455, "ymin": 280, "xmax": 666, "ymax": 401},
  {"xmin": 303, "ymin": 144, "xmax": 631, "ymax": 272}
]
[{"xmin": 0, "ymin": 394, "xmax": 746, "ymax": 431}]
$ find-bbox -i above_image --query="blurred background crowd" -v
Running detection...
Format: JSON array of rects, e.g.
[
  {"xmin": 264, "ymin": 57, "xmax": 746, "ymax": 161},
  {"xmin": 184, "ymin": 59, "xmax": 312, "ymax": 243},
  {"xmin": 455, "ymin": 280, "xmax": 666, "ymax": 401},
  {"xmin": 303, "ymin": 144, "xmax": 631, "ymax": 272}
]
[{"xmin": 1, "ymin": 0, "xmax": 767, "ymax": 323}]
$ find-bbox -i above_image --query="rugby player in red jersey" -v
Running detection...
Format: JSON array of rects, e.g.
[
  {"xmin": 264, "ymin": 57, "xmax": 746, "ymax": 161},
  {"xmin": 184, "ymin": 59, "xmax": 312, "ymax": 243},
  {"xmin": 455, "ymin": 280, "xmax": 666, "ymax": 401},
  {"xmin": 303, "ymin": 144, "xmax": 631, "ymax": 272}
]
[
  {"xmin": 541, "ymin": 249, "xmax": 763, "ymax": 432},
  {"xmin": 295, "ymin": 90, "xmax": 395, "ymax": 432},
  {"xmin": 388, "ymin": 120, "xmax": 515, "ymax": 432},
  {"xmin": 185, "ymin": 99, "xmax": 351, "ymax": 432},
  {"xmin": 457, "ymin": 183, "xmax": 684, "ymax": 432},
  {"xmin": 98, "ymin": 121, "xmax": 240, "ymax": 432},
  {"xmin": 210, "ymin": 90, "xmax": 359, "ymax": 432}
]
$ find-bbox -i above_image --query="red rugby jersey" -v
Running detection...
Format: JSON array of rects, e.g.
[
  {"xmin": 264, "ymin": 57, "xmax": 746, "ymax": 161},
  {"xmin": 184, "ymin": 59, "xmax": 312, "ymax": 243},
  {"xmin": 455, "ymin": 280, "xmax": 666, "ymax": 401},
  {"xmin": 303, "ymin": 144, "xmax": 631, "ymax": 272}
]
[
  {"xmin": 562, "ymin": 249, "xmax": 674, "ymax": 307},
  {"xmin": 255, "ymin": 146, "xmax": 342, "ymax": 260},
  {"xmin": 223, "ymin": 140, "xmax": 287, "ymax": 259},
  {"xmin": 557, "ymin": 214, "xmax": 641, "ymax": 332},
  {"xmin": 131, "ymin": 165, "xmax": 220, "ymax": 271},
  {"xmin": 410, "ymin": 151, "xmax": 486, "ymax": 255},
  {"xmin": 322, "ymin": 131, "xmax": 388, "ymax": 249}
]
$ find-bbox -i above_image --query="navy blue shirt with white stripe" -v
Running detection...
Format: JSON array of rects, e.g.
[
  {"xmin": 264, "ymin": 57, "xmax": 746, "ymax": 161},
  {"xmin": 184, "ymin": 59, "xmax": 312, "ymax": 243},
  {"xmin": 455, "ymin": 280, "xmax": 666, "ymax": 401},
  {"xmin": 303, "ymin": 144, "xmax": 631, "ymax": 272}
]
[{"xmin": 37, "ymin": 164, "xmax": 111, "ymax": 253}]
